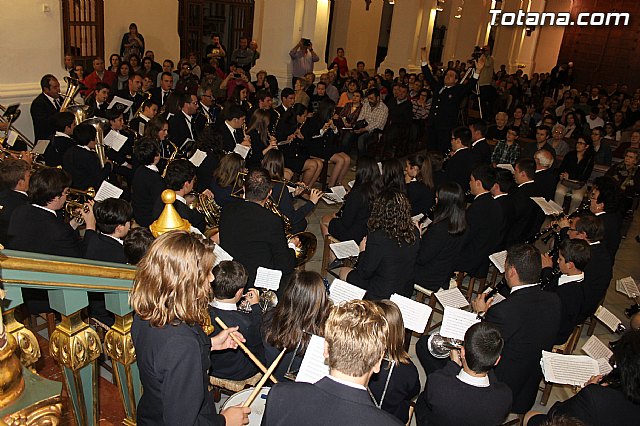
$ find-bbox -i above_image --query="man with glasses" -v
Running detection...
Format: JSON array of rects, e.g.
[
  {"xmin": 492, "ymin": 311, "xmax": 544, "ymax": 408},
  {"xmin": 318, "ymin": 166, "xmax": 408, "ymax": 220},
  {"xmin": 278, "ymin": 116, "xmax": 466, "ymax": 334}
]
[
  {"xmin": 352, "ymin": 88, "xmax": 388, "ymax": 157},
  {"xmin": 168, "ymin": 93, "xmax": 199, "ymax": 155},
  {"xmin": 175, "ymin": 61, "xmax": 199, "ymax": 96},
  {"xmin": 194, "ymin": 85, "xmax": 218, "ymax": 134}
]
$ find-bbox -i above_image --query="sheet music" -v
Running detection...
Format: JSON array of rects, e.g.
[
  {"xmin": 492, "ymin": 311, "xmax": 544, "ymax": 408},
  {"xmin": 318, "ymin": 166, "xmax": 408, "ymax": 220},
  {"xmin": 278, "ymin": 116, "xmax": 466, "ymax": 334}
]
[
  {"xmin": 377, "ymin": 162, "xmax": 383, "ymax": 174},
  {"xmin": 254, "ymin": 267, "xmax": 282, "ymax": 291},
  {"xmin": 212, "ymin": 244, "xmax": 233, "ymax": 267},
  {"xmin": 412, "ymin": 213, "xmax": 424, "ymax": 223},
  {"xmin": 295, "ymin": 334, "xmax": 330, "ymax": 384},
  {"xmin": 547, "ymin": 199, "xmax": 564, "ymax": 213},
  {"xmin": 329, "ymin": 279, "xmax": 366, "ymax": 305},
  {"xmin": 103, "ymin": 131, "xmax": 128, "ymax": 152},
  {"xmin": 330, "ymin": 240, "xmax": 360, "ymax": 259},
  {"xmin": 6, "ymin": 131, "xmax": 17, "ymax": 147},
  {"xmin": 389, "ymin": 293, "xmax": 433, "ymax": 334},
  {"xmin": 616, "ymin": 276, "xmax": 639, "ymax": 298},
  {"xmin": 595, "ymin": 305, "xmax": 622, "ymax": 332},
  {"xmin": 489, "ymin": 250, "xmax": 508, "ymax": 274},
  {"xmin": 94, "ymin": 180, "xmax": 123, "ymax": 201},
  {"xmin": 581, "ymin": 335, "xmax": 613, "ymax": 361},
  {"xmin": 138, "ymin": 122, "xmax": 146, "ymax": 136},
  {"xmin": 541, "ymin": 351, "xmax": 599, "ymax": 386},
  {"xmin": 496, "ymin": 163, "xmax": 515, "ymax": 173},
  {"xmin": 531, "ymin": 197, "xmax": 564, "ymax": 216},
  {"xmin": 189, "ymin": 149, "xmax": 207, "ymax": 167},
  {"xmin": 32, "ymin": 139, "xmax": 50, "ymax": 155},
  {"xmin": 435, "ymin": 288, "xmax": 469, "ymax": 308},
  {"xmin": 348, "ymin": 180, "xmax": 355, "ymax": 188},
  {"xmin": 597, "ymin": 358, "xmax": 613, "ymax": 375},
  {"xmin": 439, "ymin": 306, "xmax": 480, "ymax": 341},
  {"xmin": 108, "ymin": 96, "xmax": 134, "ymax": 113},
  {"xmin": 233, "ymin": 143, "xmax": 250, "ymax": 159},
  {"xmin": 483, "ymin": 286, "xmax": 506, "ymax": 304}
]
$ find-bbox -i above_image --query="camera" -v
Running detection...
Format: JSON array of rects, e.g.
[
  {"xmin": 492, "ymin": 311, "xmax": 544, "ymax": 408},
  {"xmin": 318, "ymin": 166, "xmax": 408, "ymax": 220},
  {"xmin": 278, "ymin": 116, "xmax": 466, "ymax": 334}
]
[
  {"xmin": 233, "ymin": 73, "xmax": 241, "ymax": 78},
  {"xmin": 471, "ymin": 46, "xmax": 484, "ymax": 61},
  {"xmin": 302, "ymin": 38, "xmax": 312, "ymax": 47}
]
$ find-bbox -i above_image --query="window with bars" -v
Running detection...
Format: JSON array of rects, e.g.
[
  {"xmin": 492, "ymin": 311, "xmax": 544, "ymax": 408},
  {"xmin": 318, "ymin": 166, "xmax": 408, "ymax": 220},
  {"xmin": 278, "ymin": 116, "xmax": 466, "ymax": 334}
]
[{"xmin": 61, "ymin": 0, "xmax": 105, "ymax": 72}]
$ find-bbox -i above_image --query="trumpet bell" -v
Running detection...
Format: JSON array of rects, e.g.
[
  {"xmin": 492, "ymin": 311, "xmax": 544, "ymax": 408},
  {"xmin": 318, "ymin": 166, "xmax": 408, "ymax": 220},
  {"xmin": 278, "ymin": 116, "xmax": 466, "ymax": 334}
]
[
  {"xmin": 427, "ymin": 333, "xmax": 464, "ymax": 359},
  {"xmin": 66, "ymin": 104, "xmax": 95, "ymax": 125},
  {"xmin": 289, "ymin": 231, "xmax": 317, "ymax": 266},
  {"xmin": 259, "ymin": 290, "xmax": 278, "ymax": 313}
]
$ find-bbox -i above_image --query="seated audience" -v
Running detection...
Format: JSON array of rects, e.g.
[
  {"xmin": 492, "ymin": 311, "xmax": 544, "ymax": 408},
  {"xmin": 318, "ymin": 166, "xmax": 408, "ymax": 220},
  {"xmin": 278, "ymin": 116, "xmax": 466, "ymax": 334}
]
[
  {"xmin": 606, "ymin": 148, "xmax": 640, "ymax": 202},
  {"xmin": 591, "ymin": 126, "xmax": 612, "ymax": 166},
  {"xmin": 491, "ymin": 126, "xmax": 521, "ymax": 166},
  {"xmin": 549, "ymin": 123, "xmax": 571, "ymax": 159},
  {"xmin": 553, "ymin": 135, "xmax": 595, "ymax": 213}
]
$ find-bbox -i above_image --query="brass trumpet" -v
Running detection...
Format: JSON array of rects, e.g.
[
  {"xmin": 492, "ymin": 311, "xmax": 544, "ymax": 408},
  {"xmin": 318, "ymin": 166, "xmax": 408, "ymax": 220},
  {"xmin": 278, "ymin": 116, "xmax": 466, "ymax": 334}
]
[
  {"xmin": 188, "ymin": 191, "xmax": 222, "ymax": 235},
  {"xmin": 238, "ymin": 289, "xmax": 278, "ymax": 313},
  {"xmin": 64, "ymin": 187, "xmax": 95, "ymax": 220}
]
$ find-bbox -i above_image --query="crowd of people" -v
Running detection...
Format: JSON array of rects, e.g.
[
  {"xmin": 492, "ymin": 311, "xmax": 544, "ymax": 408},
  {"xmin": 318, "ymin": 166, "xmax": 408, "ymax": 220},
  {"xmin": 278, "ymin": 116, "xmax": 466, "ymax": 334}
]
[{"xmin": 1, "ymin": 26, "xmax": 640, "ymax": 425}]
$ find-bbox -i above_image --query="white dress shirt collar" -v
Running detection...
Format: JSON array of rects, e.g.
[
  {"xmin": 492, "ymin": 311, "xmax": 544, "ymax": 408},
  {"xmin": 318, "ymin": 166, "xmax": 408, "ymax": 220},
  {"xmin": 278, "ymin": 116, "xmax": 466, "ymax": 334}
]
[
  {"xmin": 210, "ymin": 300, "xmax": 238, "ymax": 311},
  {"xmin": 472, "ymin": 138, "xmax": 486, "ymax": 147},
  {"xmin": 326, "ymin": 375, "xmax": 367, "ymax": 391},
  {"xmin": 518, "ymin": 180, "xmax": 534, "ymax": 187},
  {"xmin": 55, "ymin": 131, "xmax": 72, "ymax": 139},
  {"xmin": 457, "ymin": 369, "xmax": 490, "ymax": 388},
  {"xmin": 32, "ymin": 204, "xmax": 57, "ymax": 216},
  {"xmin": 510, "ymin": 282, "xmax": 539, "ymax": 294},
  {"xmin": 145, "ymin": 164, "xmax": 159, "ymax": 173},
  {"xmin": 558, "ymin": 273, "xmax": 584, "ymax": 286},
  {"xmin": 101, "ymin": 233, "xmax": 124, "ymax": 245}
]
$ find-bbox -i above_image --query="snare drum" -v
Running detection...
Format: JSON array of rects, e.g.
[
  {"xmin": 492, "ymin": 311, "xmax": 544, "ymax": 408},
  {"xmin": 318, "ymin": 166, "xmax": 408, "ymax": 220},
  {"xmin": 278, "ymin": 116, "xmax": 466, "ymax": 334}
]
[{"xmin": 220, "ymin": 387, "xmax": 270, "ymax": 425}]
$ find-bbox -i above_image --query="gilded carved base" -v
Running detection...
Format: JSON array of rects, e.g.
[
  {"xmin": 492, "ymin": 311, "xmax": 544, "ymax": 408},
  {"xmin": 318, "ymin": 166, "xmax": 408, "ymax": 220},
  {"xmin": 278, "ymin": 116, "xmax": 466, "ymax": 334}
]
[
  {"xmin": 104, "ymin": 314, "xmax": 135, "ymax": 366},
  {"xmin": 0, "ymin": 333, "xmax": 25, "ymax": 409},
  {"xmin": 2, "ymin": 309, "xmax": 40, "ymax": 369},
  {"xmin": 49, "ymin": 312, "xmax": 100, "ymax": 371},
  {"xmin": 2, "ymin": 396, "xmax": 62, "ymax": 426}
]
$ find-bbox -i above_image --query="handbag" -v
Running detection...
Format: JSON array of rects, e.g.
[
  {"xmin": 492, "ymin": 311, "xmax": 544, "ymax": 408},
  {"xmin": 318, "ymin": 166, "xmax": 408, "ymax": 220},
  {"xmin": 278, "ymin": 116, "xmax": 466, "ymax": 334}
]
[{"xmin": 353, "ymin": 119, "xmax": 368, "ymax": 130}]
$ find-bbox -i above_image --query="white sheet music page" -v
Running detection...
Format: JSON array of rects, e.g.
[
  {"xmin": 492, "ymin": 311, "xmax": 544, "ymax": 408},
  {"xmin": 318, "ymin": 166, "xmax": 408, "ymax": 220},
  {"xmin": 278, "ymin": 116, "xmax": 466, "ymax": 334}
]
[
  {"xmin": 547, "ymin": 200, "xmax": 564, "ymax": 214},
  {"xmin": 617, "ymin": 276, "xmax": 639, "ymax": 298},
  {"xmin": 295, "ymin": 334, "xmax": 330, "ymax": 384},
  {"xmin": 330, "ymin": 186, "xmax": 347, "ymax": 201},
  {"xmin": 435, "ymin": 288, "xmax": 469, "ymax": 308},
  {"xmin": 33, "ymin": 139, "xmax": 50, "ymax": 155},
  {"xmin": 530, "ymin": 197, "xmax": 563, "ymax": 216},
  {"xmin": 254, "ymin": 267, "xmax": 282, "ymax": 291},
  {"xmin": 189, "ymin": 149, "xmax": 207, "ymax": 167},
  {"xmin": 595, "ymin": 305, "xmax": 622, "ymax": 332},
  {"xmin": 597, "ymin": 358, "xmax": 613, "ymax": 375},
  {"xmin": 541, "ymin": 351, "xmax": 599, "ymax": 386},
  {"xmin": 440, "ymin": 306, "xmax": 480, "ymax": 341},
  {"xmin": 329, "ymin": 279, "xmax": 366, "ymax": 305},
  {"xmin": 94, "ymin": 180, "xmax": 124, "ymax": 201},
  {"xmin": 348, "ymin": 180, "xmax": 355, "ymax": 188},
  {"xmin": 108, "ymin": 96, "xmax": 133, "ymax": 113},
  {"xmin": 233, "ymin": 143, "xmax": 250, "ymax": 159},
  {"xmin": 483, "ymin": 287, "xmax": 506, "ymax": 304},
  {"xmin": 330, "ymin": 240, "xmax": 360, "ymax": 259},
  {"xmin": 6, "ymin": 131, "xmax": 18, "ymax": 147},
  {"xmin": 496, "ymin": 163, "xmax": 515, "ymax": 173},
  {"xmin": 389, "ymin": 293, "xmax": 432, "ymax": 334},
  {"xmin": 489, "ymin": 250, "xmax": 508, "ymax": 274},
  {"xmin": 103, "ymin": 131, "xmax": 128, "ymax": 152},
  {"xmin": 581, "ymin": 335, "xmax": 613, "ymax": 362},
  {"xmin": 212, "ymin": 244, "xmax": 233, "ymax": 267}
]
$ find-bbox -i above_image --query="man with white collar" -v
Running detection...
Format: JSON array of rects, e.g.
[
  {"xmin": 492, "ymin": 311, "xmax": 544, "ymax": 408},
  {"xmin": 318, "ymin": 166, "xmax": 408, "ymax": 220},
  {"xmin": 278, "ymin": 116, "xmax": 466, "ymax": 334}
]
[
  {"xmin": 151, "ymin": 71, "xmax": 174, "ymax": 108},
  {"xmin": 44, "ymin": 111, "xmax": 76, "ymax": 167},
  {"xmin": 262, "ymin": 300, "xmax": 403, "ymax": 425},
  {"xmin": 31, "ymin": 74, "xmax": 61, "ymax": 141},
  {"xmin": 129, "ymin": 99, "xmax": 158, "ymax": 136},
  {"xmin": 541, "ymin": 239, "xmax": 590, "ymax": 344},
  {"xmin": 63, "ymin": 123, "xmax": 113, "ymax": 190},
  {"xmin": 194, "ymin": 85, "xmax": 218, "ymax": 134},
  {"xmin": 131, "ymin": 138, "xmax": 165, "ymax": 227},
  {"xmin": 208, "ymin": 260, "xmax": 263, "ymax": 381},
  {"xmin": 416, "ymin": 322, "xmax": 512, "ymax": 426},
  {"xmin": 168, "ymin": 93, "xmax": 199, "ymax": 155},
  {"xmin": 533, "ymin": 149, "xmax": 557, "ymax": 201},
  {"xmin": 0, "ymin": 159, "xmax": 31, "ymax": 245},
  {"xmin": 275, "ymin": 88, "xmax": 295, "ymax": 116},
  {"xmin": 472, "ymin": 244, "xmax": 561, "ymax": 415},
  {"xmin": 507, "ymin": 158, "xmax": 543, "ymax": 246},
  {"xmin": 220, "ymin": 104, "xmax": 252, "ymax": 153},
  {"xmin": 470, "ymin": 119, "xmax": 491, "ymax": 165},
  {"xmin": 442, "ymin": 126, "xmax": 474, "ymax": 193},
  {"xmin": 589, "ymin": 176, "xmax": 622, "ymax": 262}
]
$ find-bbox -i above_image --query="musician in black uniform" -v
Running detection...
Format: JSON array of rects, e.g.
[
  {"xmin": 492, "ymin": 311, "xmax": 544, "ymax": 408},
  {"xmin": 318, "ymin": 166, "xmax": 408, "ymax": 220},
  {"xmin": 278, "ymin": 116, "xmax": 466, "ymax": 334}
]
[
  {"xmin": 128, "ymin": 99, "xmax": 158, "ymax": 136},
  {"xmin": 84, "ymin": 82, "xmax": 111, "ymax": 118},
  {"xmin": 219, "ymin": 103, "xmax": 251, "ymax": 153},
  {"xmin": 63, "ymin": 123, "xmax": 113, "ymax": 190},
  {"xmin": 442, "ymin": 126, "xmax": 475, "ymax": 193},
  {"xmin": 131, "ymin": 137, "xmax": 165, "ymax": 227},
  {"xmin": 31, "ymin": 74, "xmax": 61, "ymax": 142},
  {"xmin": 0, "ymin": 159, "xmax": 30, "ymax": 245},
  {"xmin": 43, "ymin": 111, "xmax": 76, "ymax": 167},
  {"xmin": 491, "ymin": 168, "xmax": 516, "ymax": 251},
  {"xmin": 114, "ymin": 72, "xmax": 144, "ymax": 122},
  {"xmin": 168, "ymin": 93, "xmax": 199, "ymax": 156},
  {"xmin": 533, "ymin": 149, "xmax": 557, "ymax": 201},
  {"xmin": 590, "ymin": 176, "xmax": 623, "ymax": 263},
  {"xmin": 469, "ymin": 119, "xmax": 492, "ymax": 166},
  {"xmin": 149, "ymin": 71, "xmax": 173, "ymax": 109},
  {"xmin": 420, "ymin": 47, "xmax": 485, "ymax": 153},
  {"xmin": 193, "ymin": 85, "xmax": 218, "ymax": 135},
  {"xmin": 507, "ymin": 158, "xmax": 543, "ymax": 246}
]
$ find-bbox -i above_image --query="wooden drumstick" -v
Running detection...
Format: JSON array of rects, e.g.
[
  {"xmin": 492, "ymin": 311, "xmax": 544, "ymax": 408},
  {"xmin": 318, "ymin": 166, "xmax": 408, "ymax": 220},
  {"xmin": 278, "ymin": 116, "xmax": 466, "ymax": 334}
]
[
  {"xmin": 214, "ymin": 316, "xmax": 278, "ymax": 384},
  {"xmin": 243, "ymin": 348, "xmax": 287, "ymax": 407}
]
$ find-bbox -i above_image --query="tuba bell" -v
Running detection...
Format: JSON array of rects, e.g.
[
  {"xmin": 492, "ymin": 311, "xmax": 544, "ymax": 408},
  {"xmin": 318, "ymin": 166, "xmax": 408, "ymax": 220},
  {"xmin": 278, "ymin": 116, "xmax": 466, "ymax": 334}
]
[
  {"xmin": 81, "ymin": 117, "xmax": 109, "ymax": 168},
  {"xmin": 427, "ymin": 333, "xmax": 464, "ymax": 358},
  {"xmin": 59, "ymin": 76, "xmax": 82, "ymax": 112},
  {"xmin": 66, "ymin": 104, "xmax": 95, "ymax": 125},
  {"xmin": 188, "ymin": 192, "xmax": 222, "ymax": 237}
]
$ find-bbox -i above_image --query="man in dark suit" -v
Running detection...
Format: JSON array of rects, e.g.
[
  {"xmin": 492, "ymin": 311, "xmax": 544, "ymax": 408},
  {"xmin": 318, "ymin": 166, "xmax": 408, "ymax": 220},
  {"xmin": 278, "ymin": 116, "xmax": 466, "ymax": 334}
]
[
  {"xmin": 458, "ymin": 165, "xmax": 504, "ymax": 278},
  {"xmin": 520, "ymin": 125, "xmax": 556, "ymax": 160},
  {"xmin": 151, "ymin": 159, "xmax": 209, "ymax": 233},
  {"xmin": 492, "ymin": 168, "xmax": 516, "ymax": 251},
  {"xmin": 533, "ymin": 149, "xmax": 558, "ymax": 201},
  {"xmin": 219, "ymin": 168, "xmax": 296, "ymax": 290},
  {"xmin": 43, "ymin": 111, "xmax": 76, "ymax": 167},
  {"xmin": 208, "ymin": 260, "xmax": 263, "ymax": 381},
  {"xmin": 84, "ymin": 82, "xmax": 110, "ymax": 118},
  {"xmin": 416, "ymin": 322, "xmax": 512, "ymax": 426},
  {"xmin": 420, "ymin": 47, "xmax": 485, "ymax": 153},
  {"xmin": 0, "ymin": 159, "xmax": 30, "ymax": 245},
  {"xmin": 150, "ymin": 71, "xmax": 173, "ymax": 109},
  {"xmin": 194, "ymin": 85, "xmax": 218, "ymax": 135},
  {"xmin": 131, "ymin": 138, "xmax": 165, "ymax": 227},
  {"xmin": 219, "ymin": 103, "xmax": 252, "ymax": 154},
  {"xmin": 275, "ymin": 88, "xmax": 295, "ymax": 116},
  {"xmin": 470, "ymin": 119, "xmax": 492, "ymax": 166},
  {"xmin": 590, "ymin": 176, "xmax": 622, "ymax": 263},
  {"xmin": 472, "ymin": 244, "xmax": 562, "ymax": 414},
  {"xmin": 262, "ymin": 300, "xmax": 403, "ymax": 426},
  {"xmin": 168, "ymin": 93, "xmax": 199, "ymax": 155},
  {"xmin": 114, "ymin": 72, "xmax": 144, "ymax": 122},
  {"xmin": 30, "ymin": 74, "xmax": 61, "ymax": 141},
  {"xmin": 63, "ymin": 123, "xmax": 113, "ymax": 190},
  {"xmin": 507, "ymin": 158, "xmax": 544, "ymax": 246},
  {"xmin": 128, "ymin": 99, "xmax": 158, "ymax": 137},
  {"xmin": 442, "ymin": 126, "xmax": 475, "ymax": 193}
]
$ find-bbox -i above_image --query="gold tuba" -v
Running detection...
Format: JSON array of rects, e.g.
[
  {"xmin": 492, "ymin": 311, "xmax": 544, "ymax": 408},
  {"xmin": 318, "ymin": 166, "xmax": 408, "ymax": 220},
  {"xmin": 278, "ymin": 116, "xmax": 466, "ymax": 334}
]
[
  {"xmin": 188, "ymin": 192, "xmax": 222, "ymax": 236},
  {"xmin": 81, "ymin": 117, "xmax": 109, "ymax": 168},
  {"xmin": 59, "ymin": 76, "xmax": 82, "ymax": 112},
  {"xmin": 66, "ymin": 104, "xmax": 94, "ymax": 125}
]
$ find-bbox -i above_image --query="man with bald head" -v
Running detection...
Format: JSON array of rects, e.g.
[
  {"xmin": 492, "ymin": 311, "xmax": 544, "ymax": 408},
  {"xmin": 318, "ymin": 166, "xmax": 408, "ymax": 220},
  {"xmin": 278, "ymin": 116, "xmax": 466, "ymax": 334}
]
[{"xmin": 533, "ymin": 149, "xmax": 557, "ymax": 201}]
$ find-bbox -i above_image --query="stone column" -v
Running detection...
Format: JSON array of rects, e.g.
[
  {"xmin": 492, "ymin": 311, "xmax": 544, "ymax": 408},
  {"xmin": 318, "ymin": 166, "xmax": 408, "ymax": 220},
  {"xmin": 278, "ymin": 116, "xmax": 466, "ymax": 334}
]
[
  {"xmin": 492, "ymin": 0, "xmax": 530, "ymax": 73},
  {"xmin": 516, "ymin": 0, "xmax": 545, "ymax": 73}
]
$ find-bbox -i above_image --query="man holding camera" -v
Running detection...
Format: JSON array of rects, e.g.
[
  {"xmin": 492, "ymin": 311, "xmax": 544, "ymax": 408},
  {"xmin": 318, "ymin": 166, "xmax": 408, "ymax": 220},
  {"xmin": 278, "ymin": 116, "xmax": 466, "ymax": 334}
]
[
  {"xmin": 290, "ymin": 38, "xmax": 319, "ymax": 88},
  {"xmin": 477, "ymin": 46, "xmax": 496, "ymax": 121}
]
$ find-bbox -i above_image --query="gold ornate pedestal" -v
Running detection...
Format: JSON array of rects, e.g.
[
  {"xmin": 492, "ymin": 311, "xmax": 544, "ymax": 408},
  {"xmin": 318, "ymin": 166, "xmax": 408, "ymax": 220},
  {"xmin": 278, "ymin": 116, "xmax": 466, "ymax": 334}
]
[{"xmin": 104, "ymin": 314, "xmax": 138, "ymax": 425}]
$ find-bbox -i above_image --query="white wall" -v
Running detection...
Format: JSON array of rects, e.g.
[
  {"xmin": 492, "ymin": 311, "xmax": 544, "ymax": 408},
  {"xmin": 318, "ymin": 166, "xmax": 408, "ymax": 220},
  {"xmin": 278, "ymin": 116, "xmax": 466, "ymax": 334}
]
[{"xmin": 533, "ymin": 0, "xmax": 570, "ymax": 73}]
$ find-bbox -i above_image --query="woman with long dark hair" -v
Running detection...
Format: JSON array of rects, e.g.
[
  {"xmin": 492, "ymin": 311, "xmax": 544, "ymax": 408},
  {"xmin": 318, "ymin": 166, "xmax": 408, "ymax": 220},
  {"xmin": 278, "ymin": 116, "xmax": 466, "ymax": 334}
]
[
  {"xmin": 413, "ymin": 182, "xmax": 467, "ymax": 291},
  {"xmin": 245, "ymin": 108, "xmax": 278, "ymax": 169},
  {"xmin": 261, "ymin": 270, "xmax": 332, "ymax": 381},
  {"xmin": 405, "ymin": 153, "xmax": 435, "ymax": 216},
  {"xmin": 340, "ymin": 189, "xmax": 420, "ymax": 300},
  {"xmin": 554, "ymin": 135, "xmax": 595, "ymax": 213},
  {"xmin": 382, "ymin": 158, "xmax": 406, "ymax": 193},
  {"xmin": 210, "ymin": 153, "xmax": 245, "ymax": 207}
]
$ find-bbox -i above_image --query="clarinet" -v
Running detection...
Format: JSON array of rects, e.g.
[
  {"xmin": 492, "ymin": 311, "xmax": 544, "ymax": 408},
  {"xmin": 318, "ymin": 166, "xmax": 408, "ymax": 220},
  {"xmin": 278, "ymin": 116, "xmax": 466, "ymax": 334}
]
[{"xmin": 485, "ymin": 277, "xmax": 507, "ymax": 299}]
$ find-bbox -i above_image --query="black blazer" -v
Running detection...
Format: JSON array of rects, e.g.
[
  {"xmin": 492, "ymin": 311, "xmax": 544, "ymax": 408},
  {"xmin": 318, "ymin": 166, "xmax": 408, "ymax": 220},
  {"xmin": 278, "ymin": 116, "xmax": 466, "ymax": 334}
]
[
  {"xmin": 327, "ymin": 185, "xmax": 371, "ymax": 244},
  {"xmin": 406, "ymin": 181, "xmax": 434, "ymax": 217},
  {"xmin": 422, "ymin": 65, "xmax": 476, "ymax": 130},
  {"xmin": 458, "ymin": 192, "xmax": 504, "ymax": 277},
  {"xmin": 368, "ymin": 359, "xmax": 420, "ymax": 423},
  {"xmin": 0, "ymin": 190, "xmax": 28, "ymax": 245},
  {"xmin": 208, "ymin": 305, "xmax": 263, "ymax": 380},
  {"xmin": 415, "ymin": 361, "xmax": 512, "ymax": 426},
  {"xmin": 507, "ymin": 181, "xmax": 542, "ymax": 246},
  {"xmin": 114, "ymin": 89, "xmax": 144, "ymax": 121},
  {"xmin": 442, "ymin": 148, "xmax": 474, "ymax": 192},
  {"xmin": 414, "ymin": 220, "xmax": 466, "ymax": 291},
  {"xmin": 30, "ymin": 93, "xmax": 59, "ymax": 142},
  {"xmin": 261, "ymin": 376, "xmax": 403, "ymax": 426},
  {"xmin": 131, "ymin": 315, "xmax": 225, "ymax": 426},
  {"xmin": 152, "ymin": 196, "xmax": 206, "ymax": 233},
  {"xmin": 220, "ymin": 122, "xmax": 243, "ymax": 152},
  {"xmin": 83, "ymin": 230, "xmax": 127, "ymax": 264},
  {"xmin": 219, "ymin": 200, "xmax": 296, "ymax": 289},
  {"xmin": 533, "ymin": 168, "xmax": 558, "ymax": 201},
  {"xmin": 194, "ymin": 151, "xmax": 220, "ymax": 193},
  {"xmin": 149, "ymin": 87, "xmax": 171, "ymax": 108},
  {"xmin": 7, "ymin": 204, "xmax": 82, "ymax": 258},
  {"xmin": 598, "ymin": 211, "xmax": 622, "ymax": 263},
  {"xmin": 486, "ymin": 285, "xmax": 561, "ymax": 414},
  {"xmin": 347, "ymin": 229, "xmax": 420, "ymax": 300},
  {"xmin": 542, "ymin": 271, "xmax": 585, "ymax": 345},
  {"xmin": 44, "ymin": 134, "xmax": 75, "ymax": 167},
  {"xmin": 272, "ymin": 182, "xmax": 315, "ymax": 235},
  {"xmin": 471, "ymin": 138, "xmax": 492, "ymax": 166},
  {"xmin": 84, "ymin": 98, "xmax": 108, "ymax": 118},
  {"xmin": 495, "ymin": 193, "xmax": 516, "ymax": 251},
  {"xmin": 581, "ymin": 242, "xmax": 613, "ymax": 320},
  {"xmin": 131, "ymin": 166, "xmax": 166, "ymax": 227},
  {"xmin": 168, "ymin": 112, "xmax": 196, "ymax": 153},
  {"xmin": 63, "ymin": 145, "xmax": 112, "ymax": 190}
]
